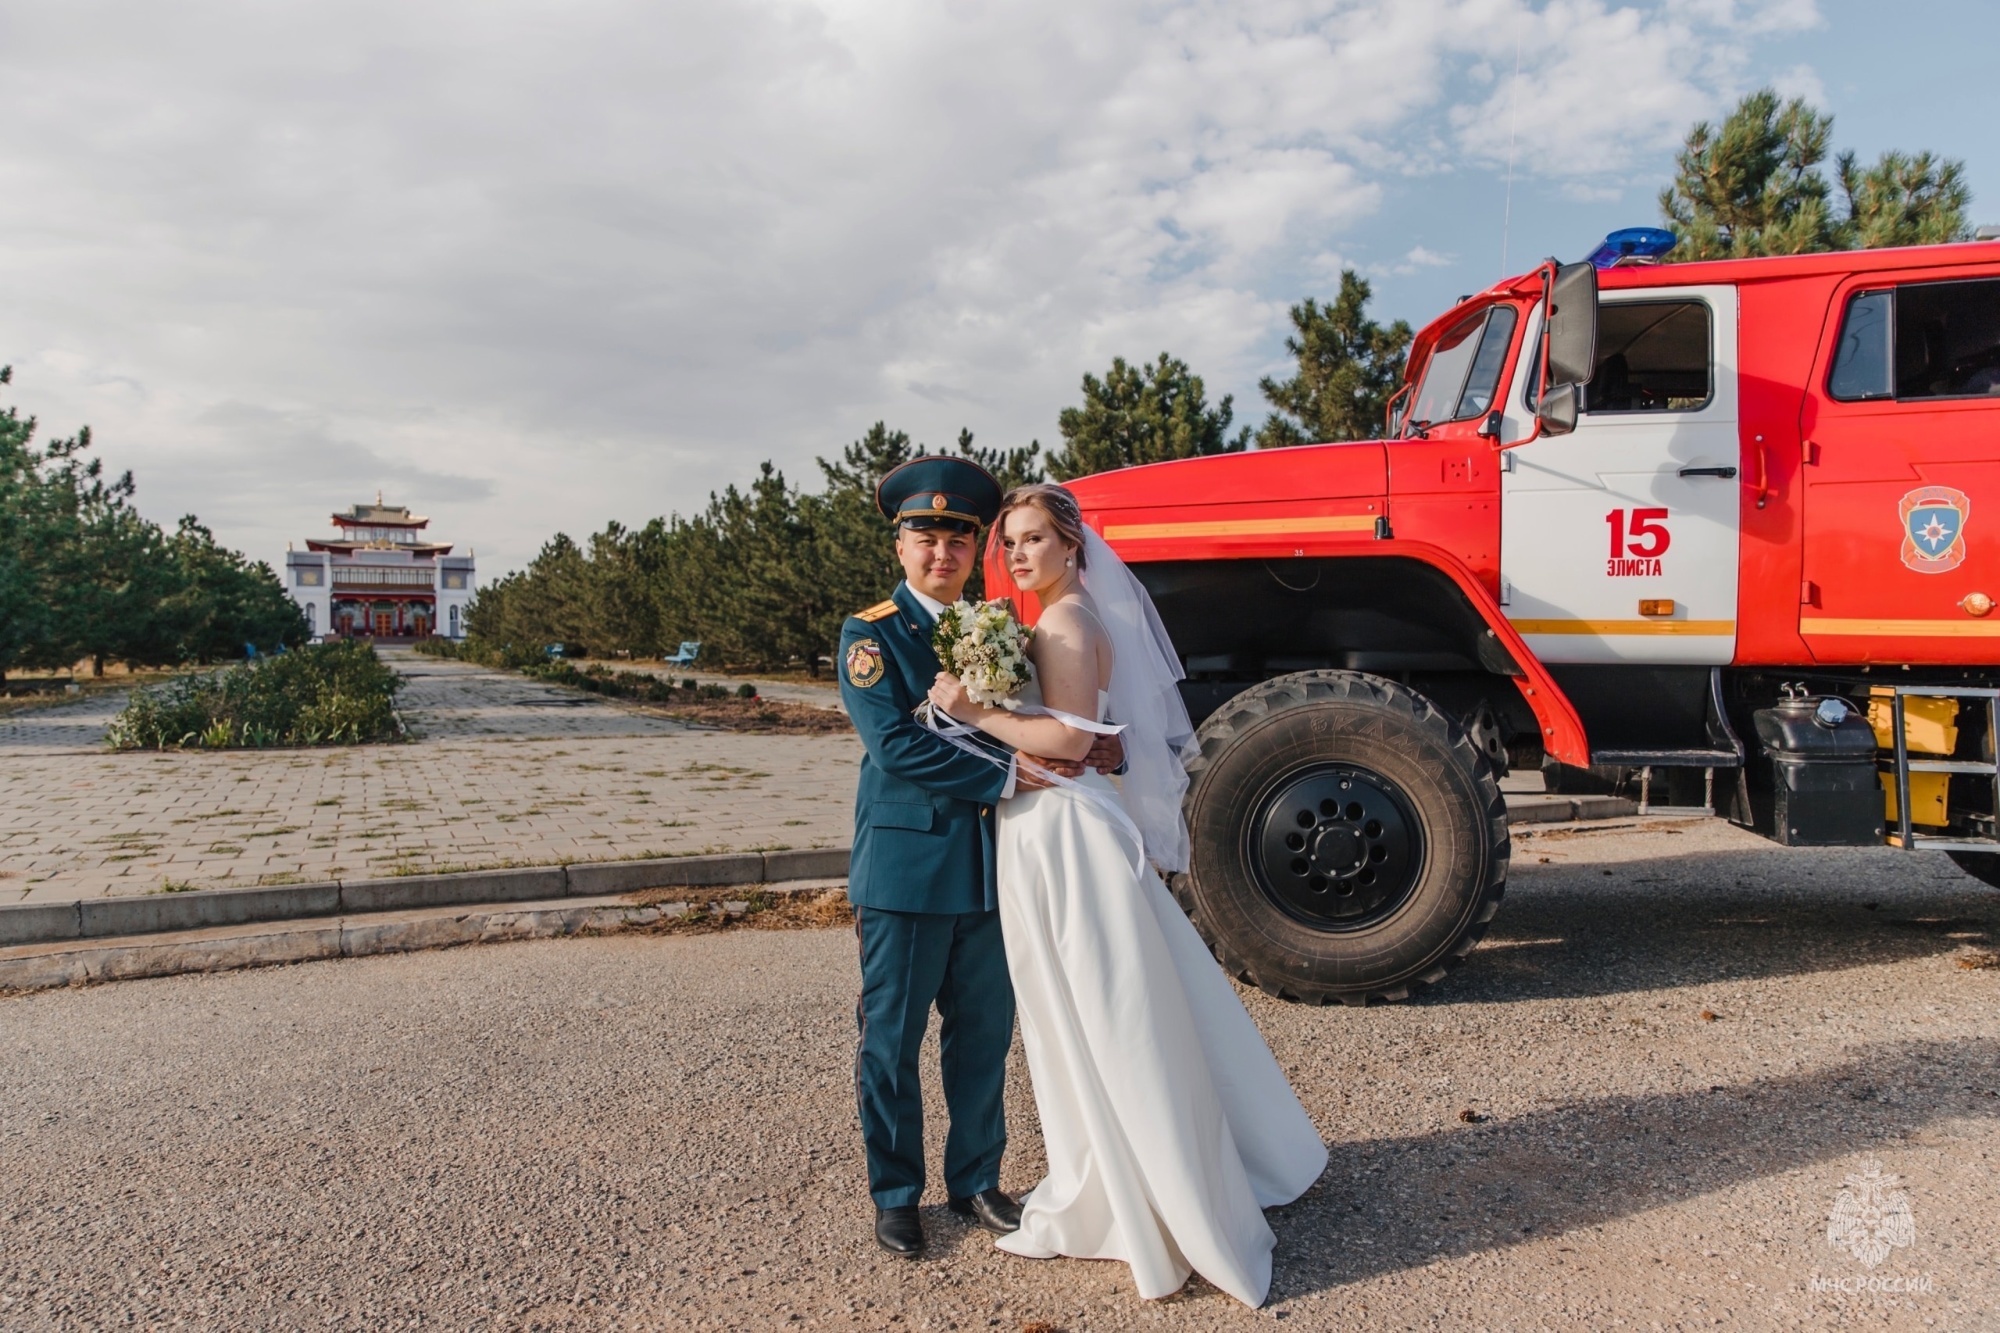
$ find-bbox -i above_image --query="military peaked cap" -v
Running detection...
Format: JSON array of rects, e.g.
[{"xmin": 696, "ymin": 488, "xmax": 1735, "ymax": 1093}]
[{"xmin": 875, "ymin": 456, "xmax": 1003, "ymax": 533}]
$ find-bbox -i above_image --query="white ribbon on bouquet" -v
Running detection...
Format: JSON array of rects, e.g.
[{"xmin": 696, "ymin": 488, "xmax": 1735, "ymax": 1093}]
[{"xmin": 915, "ymin": 700, "xmax": 1152, "ymax": 878}]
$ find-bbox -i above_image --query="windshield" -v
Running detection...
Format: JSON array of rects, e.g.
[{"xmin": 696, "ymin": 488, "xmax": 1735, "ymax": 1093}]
[{"xmin": 1403, "ymin": 305, "xmax": 1519, "ymax": 434}]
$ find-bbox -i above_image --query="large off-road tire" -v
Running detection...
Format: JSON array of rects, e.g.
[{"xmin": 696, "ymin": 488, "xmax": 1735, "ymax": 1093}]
[
  {"xmin": 1171, "ymin": 671, "xmax": 1509, "ymax": 1005},
  {"xmin": 1946, "ymin": 852, "xmax": 2000, "ymax": 890}
]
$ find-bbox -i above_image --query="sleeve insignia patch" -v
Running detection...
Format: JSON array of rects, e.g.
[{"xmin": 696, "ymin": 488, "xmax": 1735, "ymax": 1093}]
[
  {"xmin": 855, "ymin": 600, "xmax": 899, "ymax": 623},
  {"xmin": 846, "ymin": 638, "xmax": 886, "ymax": 688}
]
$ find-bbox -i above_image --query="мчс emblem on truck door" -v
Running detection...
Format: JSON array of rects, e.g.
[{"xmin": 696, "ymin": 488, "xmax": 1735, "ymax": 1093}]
[{"xmin": 1900, "ymin": 486, "xmax": 1971, "ymax": 574}]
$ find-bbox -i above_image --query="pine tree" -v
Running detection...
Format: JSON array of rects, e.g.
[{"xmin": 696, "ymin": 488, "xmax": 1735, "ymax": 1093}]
[
  {"xmin": 0, "ymin": 368, "xmax": 55, "ymax": 680},
  {"xmin": 1662, "ymin": 89, "xmax": 1967, "ymax": 259},
  {"xmin": 491, "ymin": 533, "xmax": 599, "ymax": 654},
  {"xmin": 0, "ymin": 367, "xmax": 300, "ymax": 676},
  {"xmin": 811, "ymin": 422, "xmax": 925, "ymax": 655},
  {"xmin": 954, "ymin": 428, "xmax": 1046, "ymax": 493},
  {"xmin": 1256, "ymin": 272, "xmax": 1413, "ymax": 446},
  {"xmin": 1661, "ymin": 90, "xmax": 1835, "ymax": 259},
  {"xmin": 1836, "ymin": 150, "xmax": 1970, "ymax": 249},
  {"xmin": 32, "ymin": 425, "xmax": 180, "ymax": 675},
  {"xmin": 1047, "ymin": 353, "xmax": 1248, "ymax": 480},
  {"xmin": 159, "ymin": 517, "xmax": 308, "ymax": 661},
  {"xmin": 719, "ymin": 462, "xmax": 823, "ymax": 669}
]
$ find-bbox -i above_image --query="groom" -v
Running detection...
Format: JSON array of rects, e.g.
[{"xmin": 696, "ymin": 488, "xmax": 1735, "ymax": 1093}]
[{"xmin": 838, "ymin": 456, "xmax": 1116, "ymax": 1259}]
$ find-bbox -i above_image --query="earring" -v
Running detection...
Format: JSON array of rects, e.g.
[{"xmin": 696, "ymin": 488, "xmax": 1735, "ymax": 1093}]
[{"xmin": 1065, "ymin": 557, "xmax": 1074, "ymax": 568}]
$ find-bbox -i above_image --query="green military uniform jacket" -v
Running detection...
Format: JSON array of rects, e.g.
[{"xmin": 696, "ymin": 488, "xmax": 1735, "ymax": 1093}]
[{"xmin": 839, "ymin": 583, "xmax": 1010, "ymax": 915}]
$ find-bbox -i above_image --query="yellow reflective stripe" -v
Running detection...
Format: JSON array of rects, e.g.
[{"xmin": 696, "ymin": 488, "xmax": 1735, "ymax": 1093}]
[
  {"xmin": 1509, "ymin": 618, "xmax": 1736, "ymax": 636},
  {"xmin": 1103, "ymin": 515, "xmax": 1376, "ymax": 540},
  {"xmin": 1802, "ymin": 617, "xmax": 2000, "ymax": 637}
]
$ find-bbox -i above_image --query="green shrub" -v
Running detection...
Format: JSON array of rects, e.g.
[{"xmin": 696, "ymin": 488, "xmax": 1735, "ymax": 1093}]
[
  {"xmin": 413, "ymin": 636, "xmax": 545, "ymax": 669},
  {"xmin": 105, "ymin": 640, "xmax": 404, "ymax": 750}
]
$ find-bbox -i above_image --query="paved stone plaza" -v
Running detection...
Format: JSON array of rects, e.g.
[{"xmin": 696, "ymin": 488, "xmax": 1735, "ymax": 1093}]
[{"xmin": 0, "ymin": 652, "xmax": 859, "ymax": 905}]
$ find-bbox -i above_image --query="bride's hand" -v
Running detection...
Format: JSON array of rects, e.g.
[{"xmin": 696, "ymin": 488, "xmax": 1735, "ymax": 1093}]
[{"xmin": 929, "ymin": 672, "xmax": 978, "ymax": 721}]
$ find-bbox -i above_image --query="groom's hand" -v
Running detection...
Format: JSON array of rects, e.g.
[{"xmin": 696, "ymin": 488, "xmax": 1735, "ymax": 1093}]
[
  {"xmin": 1087, "ymin": 733, "xmax": 1126, "ymax": 774},
  {"xmin": 1015, "ymin": 753, "xmax": 1084, "ymax": 790}
]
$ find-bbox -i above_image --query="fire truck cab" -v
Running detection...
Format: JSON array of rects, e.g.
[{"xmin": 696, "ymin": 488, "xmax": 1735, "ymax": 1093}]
[{"xmin": 1062, "ymin": 235, "xmax": 2000, "ymax": 1004}]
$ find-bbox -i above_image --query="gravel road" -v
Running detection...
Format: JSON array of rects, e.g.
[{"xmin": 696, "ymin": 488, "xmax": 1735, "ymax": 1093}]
[{"xmin": 3, "ymin": 819, "xmax": 1996, "ymax": 1330}]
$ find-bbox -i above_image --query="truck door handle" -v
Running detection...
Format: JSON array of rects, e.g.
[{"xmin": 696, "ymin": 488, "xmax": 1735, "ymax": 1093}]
[{"xmin": 1677, "ymin": 466, "xmax": 1738, "ymax": 478}]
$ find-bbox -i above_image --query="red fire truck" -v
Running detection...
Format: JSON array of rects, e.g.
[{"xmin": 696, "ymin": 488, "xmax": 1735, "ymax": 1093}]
[{"xmin": 1059, "ymin": 233, "xmax": 2000, "ymax": 1005}]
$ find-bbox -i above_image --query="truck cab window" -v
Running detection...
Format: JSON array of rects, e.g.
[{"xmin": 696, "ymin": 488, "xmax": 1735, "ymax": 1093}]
[
  {"xmin": 1584, "ymin": 300, "xmax": 1710, "ymax": 413},
  {"xmin": 1894, "ymin": 278, "xmax": 2000, "ymax": 399},
  {"xmin": 1828, "ymin": 290, "xmax": 1893, "ymax": 400},
  {"xmin": 1405, "ymin": 306, "xmax": 1518, "ymax": 433}
]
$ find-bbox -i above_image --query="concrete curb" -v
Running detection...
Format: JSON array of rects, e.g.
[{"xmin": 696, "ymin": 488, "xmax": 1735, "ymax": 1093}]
[
  {"xmin": 0, "ymin": 797, "xmax": 1670, "ymax": 951},
  {"xmin": 1504, "ymin": 796, "xmax": 1641, "ymax": 826},
  {"xmin": 0, "ymin": 848, "xmax": 852, "ymax": 949},
  {"xmin": 0, "ymin": 892, "xmax": 776, "ymax": 993}
]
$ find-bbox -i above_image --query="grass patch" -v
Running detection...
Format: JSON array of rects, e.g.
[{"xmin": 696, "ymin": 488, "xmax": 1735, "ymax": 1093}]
[
  {"xmin": 629, "ymin": 885, "xmax": 852, "ymax": 934},
  {"xmin": 385, "ymin": 857, "xmax": 544, "ymax": 877},
  {"xmin": 468, "ymin": 654, "xmax": 851, "ymax": 734}
]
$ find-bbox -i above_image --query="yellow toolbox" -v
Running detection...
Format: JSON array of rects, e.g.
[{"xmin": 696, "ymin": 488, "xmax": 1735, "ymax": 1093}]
[
  {"xmin": 1867, "ymin": 689, "xmax": 1960, "ymax": 755},
  {"xmin": 1882, "ymin": 770, "xmax": 1950, "ymax": 827}
]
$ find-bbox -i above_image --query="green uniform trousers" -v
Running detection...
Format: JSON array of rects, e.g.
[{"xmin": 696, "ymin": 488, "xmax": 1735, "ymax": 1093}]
[{"xmin": 853, "ymin": 905, "xmax": 1014, "ymax": 1208}]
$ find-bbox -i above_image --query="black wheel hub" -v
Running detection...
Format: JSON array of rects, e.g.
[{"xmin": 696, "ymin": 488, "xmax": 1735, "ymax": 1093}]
[{"xmin": 1249, "ymin": 765, "xmax": 1424, "ymax": 930}]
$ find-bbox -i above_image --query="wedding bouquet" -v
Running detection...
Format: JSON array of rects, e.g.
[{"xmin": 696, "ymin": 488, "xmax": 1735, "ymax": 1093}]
[{"xmin": 933, "ymin": 599, "xmax": 1034, "ymax": 709}]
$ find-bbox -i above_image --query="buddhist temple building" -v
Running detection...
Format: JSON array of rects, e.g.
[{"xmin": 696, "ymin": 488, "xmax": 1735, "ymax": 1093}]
[{"xmin": 284, "ymin": 496, "xmax": 475, "ymax": 640}]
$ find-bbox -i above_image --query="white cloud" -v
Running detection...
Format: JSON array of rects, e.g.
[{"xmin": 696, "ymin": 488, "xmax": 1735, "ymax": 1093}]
[
  {"xmin": 0, "ymin": 0, "xmax": 1821, "ymax": 573},
  {"xmin": 1449, "ymin": 0, "xmax": 1822, "ymax": 174},
  {"xmin": 1769, "ymin": 62, "xmax": 1830, "ymax": 108}
]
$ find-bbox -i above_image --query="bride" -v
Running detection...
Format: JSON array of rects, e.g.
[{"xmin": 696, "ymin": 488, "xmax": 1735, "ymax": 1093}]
[{"xmin": 927, "ymin": 483, "xmax": 1327, "ymax": 1308}]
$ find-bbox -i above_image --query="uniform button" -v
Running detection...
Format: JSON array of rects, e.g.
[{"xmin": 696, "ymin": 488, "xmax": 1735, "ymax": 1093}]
[{"xmin": 980, "ymin": 807, "xmax": 990, "ymax": 816}]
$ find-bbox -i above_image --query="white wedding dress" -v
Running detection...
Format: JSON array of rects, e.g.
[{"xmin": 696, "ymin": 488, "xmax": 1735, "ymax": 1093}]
[{"xmin": 993, "ymin": 682, "xmax": 1327, "ymax": 1307}]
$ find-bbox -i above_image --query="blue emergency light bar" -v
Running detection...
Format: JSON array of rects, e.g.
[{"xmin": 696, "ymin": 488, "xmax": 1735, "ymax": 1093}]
[{"xmin": 1585, "ymin": 227, "xmax": 1678, "ymax": 268}]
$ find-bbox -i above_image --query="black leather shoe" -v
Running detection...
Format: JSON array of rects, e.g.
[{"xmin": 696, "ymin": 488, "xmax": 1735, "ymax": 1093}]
[
  {"xmin": 948, "ymin": 1188, "xmax": 1022, "ymax": 1235},
  {"xmin": 874, "ymin": 1205, "xmax": 926, "ymax": 1257}
]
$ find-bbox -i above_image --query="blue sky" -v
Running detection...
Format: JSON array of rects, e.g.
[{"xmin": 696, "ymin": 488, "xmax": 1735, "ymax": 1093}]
[
  {"xmin": 1326, "ymin": 0, "xmax": 2000, "ymax": 335},
  {"xmin": 0, "ymin": 0, "xmax": 1991, "ymax": 577}
]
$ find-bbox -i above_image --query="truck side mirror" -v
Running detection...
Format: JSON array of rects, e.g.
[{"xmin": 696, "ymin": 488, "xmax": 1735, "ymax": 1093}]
[
  {"xmin": 1544, "ymin": 261, "xmax": 1598, "ymax": 388},
  {"xmin": 1536, "ymin": 382, "xmax": 1580, "ymax": 437}
]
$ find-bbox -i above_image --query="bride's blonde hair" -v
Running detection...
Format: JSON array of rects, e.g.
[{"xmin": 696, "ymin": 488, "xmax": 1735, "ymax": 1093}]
[{"xmin": 992, "ymin": 483, "xmax": 1088, "ymax": 570}]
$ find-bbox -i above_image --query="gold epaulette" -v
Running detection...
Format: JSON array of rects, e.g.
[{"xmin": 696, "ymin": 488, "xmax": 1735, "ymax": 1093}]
[{"xmin": 854, "ymin": 600, "xmax": 899, "ymax": 623}]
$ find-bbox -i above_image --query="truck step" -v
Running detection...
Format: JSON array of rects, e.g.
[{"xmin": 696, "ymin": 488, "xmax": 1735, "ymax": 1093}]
[
  {"xmin": 1875, "ymin": 685, "xmax": 2000, "ymax": 853},
  {"xmin": 1590, "ymin": 747, "xmax": 1742, "ymax": 767}
]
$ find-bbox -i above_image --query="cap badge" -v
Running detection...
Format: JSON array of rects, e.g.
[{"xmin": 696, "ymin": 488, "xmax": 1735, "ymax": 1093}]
[{"xmin": 932, "ymin": 495, "xmax": 948, "ymax": 510}]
